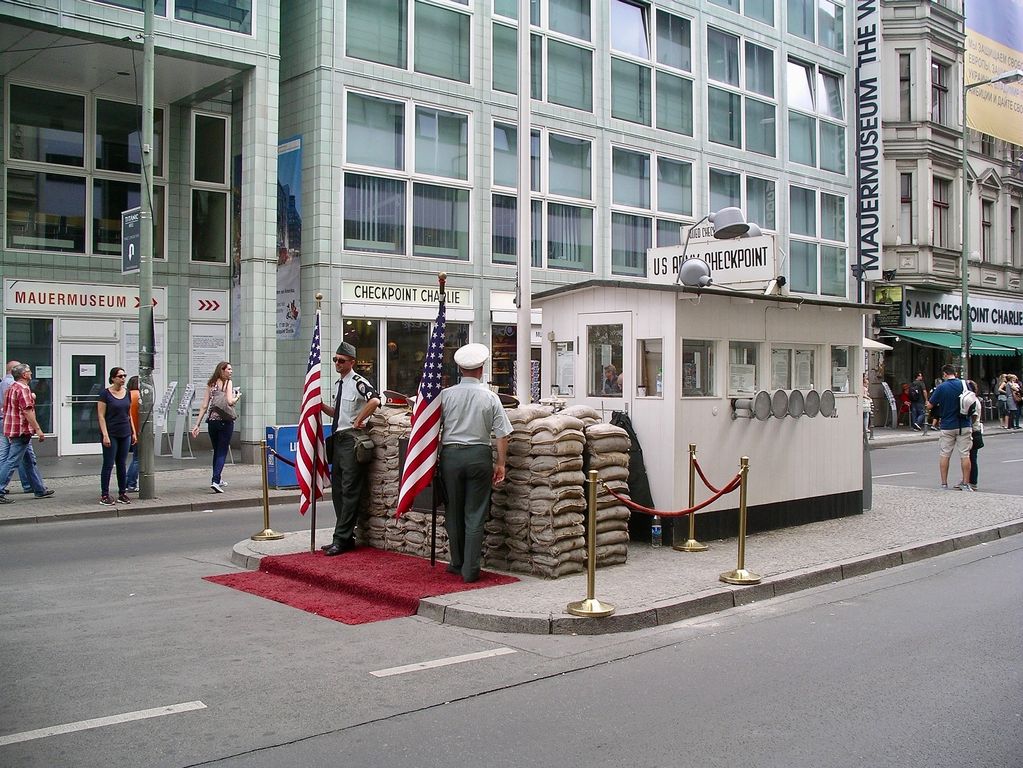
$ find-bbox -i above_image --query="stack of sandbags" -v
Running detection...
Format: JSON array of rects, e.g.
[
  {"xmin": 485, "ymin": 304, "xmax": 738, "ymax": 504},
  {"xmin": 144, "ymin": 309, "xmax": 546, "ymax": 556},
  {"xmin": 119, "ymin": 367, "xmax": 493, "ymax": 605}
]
[
  {"xmin": 357, "ymin": 406, "xmax": 448, "ymax": 559},
  {"xmin": 583, "ymin": 422, "xmax": 632, "ymax": 566}
]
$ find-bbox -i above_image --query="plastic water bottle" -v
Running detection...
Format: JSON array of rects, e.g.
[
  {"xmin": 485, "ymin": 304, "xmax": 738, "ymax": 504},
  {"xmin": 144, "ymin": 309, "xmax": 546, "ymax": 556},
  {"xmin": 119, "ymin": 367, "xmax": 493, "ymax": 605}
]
[{"xmin": 651, "ymin": 515, "xmax": 663, "ymax": 547}]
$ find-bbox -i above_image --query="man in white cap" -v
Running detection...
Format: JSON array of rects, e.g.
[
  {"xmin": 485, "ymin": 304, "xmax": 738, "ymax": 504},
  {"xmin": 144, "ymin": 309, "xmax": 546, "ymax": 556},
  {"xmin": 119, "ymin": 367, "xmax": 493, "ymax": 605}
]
[
  {"xmin": 321, "ymin": 342, "xmax": 381, "ymax": 555},
  {"xmin": 439, "ymin": 343, "xmax": 513, "ymax": 582}
]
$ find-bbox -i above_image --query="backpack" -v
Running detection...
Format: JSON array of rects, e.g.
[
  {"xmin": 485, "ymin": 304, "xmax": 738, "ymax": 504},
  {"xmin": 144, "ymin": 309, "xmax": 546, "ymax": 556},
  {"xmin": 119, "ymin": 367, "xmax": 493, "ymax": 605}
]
[
  {"xmin": 909, "ymin": 383, "xmax": 923, "ymax": 403},
  {"xmin": 958, "ymin": 380, "xmax": 979, "ymax": 418}
]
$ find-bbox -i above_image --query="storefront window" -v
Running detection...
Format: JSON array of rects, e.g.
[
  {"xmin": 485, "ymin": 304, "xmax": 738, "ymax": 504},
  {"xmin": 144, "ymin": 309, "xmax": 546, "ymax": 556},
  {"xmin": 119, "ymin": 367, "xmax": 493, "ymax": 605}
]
[
  {"xmin": 440, "ymin": 322, "xmax": 469, "ymax": 388},
  {"xmin": 4, "ymin": 318, "xmax": 54, "ymax": 433},
  {"xmin": 95, "ymin": 100, "xmax": 165, "ymax": 176},
  {"xmin": 682, "ymin": 339, "xmax": 715, "ymax": 396},
  {"xmin": 491, "ymin": 324, "xmax": 517, "ymax": 395},
  {"xmin": 6, "ymin": 170, "xmax": 87, "ymax": 253},
  {"xmin": 387, "ymin": 320, "xmax": 430, "ymax": 394},
  {"xmin": 342, "ymin": 319, "xmax": 379, "ymax": 387},
  {"xmin": 728, "ymin": 341, "xmax": 758, "ymax": 395},
  {"xmin": 587, "ymin": 324, "xmax": 624, "ymax": 397},
  {"xmin": 831, "ymin": 345, "xmax": 850, "ymax": 392}
]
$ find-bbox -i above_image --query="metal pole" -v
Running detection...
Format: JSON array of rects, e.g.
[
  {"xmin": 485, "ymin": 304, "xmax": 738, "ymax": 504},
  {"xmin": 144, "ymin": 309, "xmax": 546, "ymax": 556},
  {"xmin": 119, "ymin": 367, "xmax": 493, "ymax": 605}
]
[
  {"xmin": 960, "ymin": 82, "xmax": 972, "ymax": 381},
  {"xmin": 514, "ymin": 0, "xmax": 532, "ymax": 403},
  {"xmin": 675, "ymin": 442, "xmax": 707, "ymax": 551},
  {"xmin": 720, "ymin": 457, "xmax": 760, "ymax": 585},
  {"xmin": 137, "ymin": 0, "xmax": 157, "ymax": 500},
  {"xmin": 252, "ymin": 439, "xmax": 283, "ymax": 541},
  {"xmin": 566, "ymin": 470, "xmax": 615, "ymax": 617}
]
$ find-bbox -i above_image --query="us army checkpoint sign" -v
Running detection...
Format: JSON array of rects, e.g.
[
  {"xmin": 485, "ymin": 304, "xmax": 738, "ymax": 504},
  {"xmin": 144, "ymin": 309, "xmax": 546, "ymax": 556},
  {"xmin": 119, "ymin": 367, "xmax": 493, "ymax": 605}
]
[{"xmin": 647, "ymin": 227, "xmax": 777, "ymax": 288}]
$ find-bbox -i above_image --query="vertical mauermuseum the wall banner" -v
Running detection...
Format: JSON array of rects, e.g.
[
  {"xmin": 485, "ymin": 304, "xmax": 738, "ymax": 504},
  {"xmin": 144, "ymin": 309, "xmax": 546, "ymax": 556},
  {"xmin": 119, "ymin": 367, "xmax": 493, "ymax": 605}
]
[
  {"xmin": 276, "ymin": 136, "xmax": 303, "ymax": 339},
  {"xmin": 965, "ymin": 0, "xmax": 1023, "ymax": 145},
  {"xmin": 855, "ymin": 0, "xmax": 882, "ymax": 284}
]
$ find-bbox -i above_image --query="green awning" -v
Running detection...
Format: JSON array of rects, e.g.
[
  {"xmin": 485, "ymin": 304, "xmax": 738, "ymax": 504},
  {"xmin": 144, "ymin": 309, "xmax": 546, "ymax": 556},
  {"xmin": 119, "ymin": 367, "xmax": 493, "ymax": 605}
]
[
  {"xmin": 889, "ymin": 328, "xmax": 1016, "ymax": 357},
  {"xmin": 972, "ymin": 333, "xmax": 1023, "ymax": 354}
]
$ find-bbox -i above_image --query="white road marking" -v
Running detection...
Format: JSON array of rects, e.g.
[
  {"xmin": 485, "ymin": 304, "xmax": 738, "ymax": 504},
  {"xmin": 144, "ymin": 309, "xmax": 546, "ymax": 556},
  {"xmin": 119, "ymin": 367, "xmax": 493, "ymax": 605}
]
[
  {"xmin": 370, "ymin": 647, "xmax": 517, "ymax": 678},
  {"xmin": 1002, "ymin": 458, "xmax": 1023, "ymax": 464},
  {"xmin": 872, "ymin": 472, "xmax": 917, "ymax": 479},
  {"xmin": 0, "ymin": 701, "xmax": 207, "ymax": 747}
]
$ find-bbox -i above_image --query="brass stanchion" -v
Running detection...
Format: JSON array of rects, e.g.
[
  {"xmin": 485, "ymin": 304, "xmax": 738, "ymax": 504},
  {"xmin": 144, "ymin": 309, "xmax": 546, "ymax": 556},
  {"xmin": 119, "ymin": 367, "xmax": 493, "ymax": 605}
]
[
  {"xmin": 566, "ymin": 470, "xmax": 615, "ymax": 617},
  {"xmin": 720, "ymin": 456, "xmax": 760, "ymax": 584},
  {"xmin": 251, "ymin": 439, "xmax": 284, "ymax": 541},
  {"xmin": 674, "ymin": 442, "xmax": 708, "ymax": 552}
]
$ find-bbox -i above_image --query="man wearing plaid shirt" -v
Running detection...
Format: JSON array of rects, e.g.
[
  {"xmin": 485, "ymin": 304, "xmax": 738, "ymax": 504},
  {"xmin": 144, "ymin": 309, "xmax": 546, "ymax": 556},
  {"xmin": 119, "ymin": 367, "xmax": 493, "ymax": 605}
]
[{"xmin": 0, "ymin": 363, "xmax": 53, "ymax": 503}]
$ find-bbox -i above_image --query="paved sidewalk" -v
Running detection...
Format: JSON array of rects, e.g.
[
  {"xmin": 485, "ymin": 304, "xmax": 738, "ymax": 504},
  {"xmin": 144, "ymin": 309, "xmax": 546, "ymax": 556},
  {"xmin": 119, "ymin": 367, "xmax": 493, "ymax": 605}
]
[{"xmin": 4, "ymin": 428, "xmax": 1020, "ymax": 637}]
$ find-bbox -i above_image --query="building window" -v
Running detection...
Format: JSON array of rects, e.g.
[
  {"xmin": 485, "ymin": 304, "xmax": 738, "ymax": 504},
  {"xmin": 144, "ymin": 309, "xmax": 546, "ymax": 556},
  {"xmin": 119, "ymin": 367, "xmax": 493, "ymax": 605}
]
[
  {"xmin": 789, "ymin": 185, "xmax": 846, "ymax": 297},
  {"xmin": 899, "ymin": 53, "xmax": 912, "ymax": 121},
  {"xmin": 414, "ymin": 2, "xmax": 470, "ymax": 82},
  {"xmin": 707, "ymin": 31, "xmax": 776, "ymax": 156},
  {"xmin": 175, "ymin": 0, "xmax": 251, "ymax": 34},
  {"xmin": 490, "ymin": 127, "xmax": 593, "ymax": 271},
  {"xmin": 980, "ymin": 133, "xmax": 996, "ymax": 157},
  {"xmin": 492, "ymin": 23, "xmax": 518, "ymax": 93},
  {"xmin": 682, "ymin": 340, "xmax": 715, "ymax": 396},
  {"xmin": 932, "ymin": 177, "xmax": 951, "ymax": 248},
  {"xmin": 710, "ymin": 0, "xmax": 774, "ymax": 25},
  {"xmin": 347, "ymin": 0, "xmax": 408, "ymax": 68},
  {"xmin": 343, "ymin": 174, "xmax": 406, "ymax": 254},
  {"xmin": 817, "ymin": 0, "xmax": 844, "ymax": 52},
  {"xmin": 771, "ymin": 346, "xmax": 815, "ymax": 389},
  {"xmin": 3, "ymin": 318, "xmax": 54, "ymax": 432},
  {"xmin": 587, "ymin": 323, "xmax": 624, "ymax": 397},
  {"xmin": 658, "ymin": 157, "xmax": 693, "ymax": 217},
  {"xmin": 831, "ymin": 345, "xmax": 850, "ymax": 393},
  {"xmin": 981, "ymin": 200, "xmax": 993, "ymax": 262},
  {"xmin": 414, "ymin": 107, "xmax": 468, "ymax": 180},
  {"xmin": 747, "ymin": 175, "xmax": 776, "ymax": 230},
  {"xmin": 931, "ymin": 59, "xmax": 950, "ymax": 126},
  {"xmin": 611, "ymin": 5, "xmax": 694, "ymax": 134},
  {"xmin": 190, "ymin": 112, "xmax": 229, "ymax": 264},
  {"xmin": 95, "ymin": 0, "xmax": 167, "ymax": 12},
  {"xmin": 346, "ymin": 93, "xmax": 405, "ymax": 171},
  {"xmin": 728, "ymin": 341, "xmax": 759, "ymax": 395},
  {"xmin": 710, "ymin": 168, "xmax": 741, "ymax": 212},
  {"xmin": 899, "ymin": 172, "xmax": 914, "ymax": 243},
  {"xmin": 708, "ymin": 168, "xmax": 775, "ymax": 231},
  {"xmin": 787, "ymin": 0, "xmax": 814, "ymax": 42},
  {"xmin": 5, "ymin": 85, "xmax": 166, "ymax": 258},
  {"xmin": 1011, "ymin": 205, "xmax": 1021, "ymax": 267},
  {"xmin": 787, "ymin": 59, "xmax": 844, "ymax": 172}
]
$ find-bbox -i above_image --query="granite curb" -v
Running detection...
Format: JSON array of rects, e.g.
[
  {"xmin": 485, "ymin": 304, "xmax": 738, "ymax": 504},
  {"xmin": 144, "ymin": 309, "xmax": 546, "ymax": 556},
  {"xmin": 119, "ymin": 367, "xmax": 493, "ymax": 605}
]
[{"xmin": 225, "ymin": 518, "xmax": 1023, "ymax": 636}]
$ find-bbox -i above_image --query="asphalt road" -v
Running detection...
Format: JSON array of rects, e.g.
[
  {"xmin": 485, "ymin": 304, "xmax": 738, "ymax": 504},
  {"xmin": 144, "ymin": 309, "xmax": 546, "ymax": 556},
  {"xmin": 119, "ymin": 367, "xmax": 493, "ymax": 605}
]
[
  {"xmin": 870, "ymin": 433, "xmax": 1022, "ymax": 495},
  {"xmin": 1, "ymin": 508, "xmax": 1020, "ymax": 768}
]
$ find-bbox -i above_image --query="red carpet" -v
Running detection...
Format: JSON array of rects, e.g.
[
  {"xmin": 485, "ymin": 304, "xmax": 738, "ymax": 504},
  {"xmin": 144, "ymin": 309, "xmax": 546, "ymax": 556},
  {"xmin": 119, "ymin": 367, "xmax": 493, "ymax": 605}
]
[{"xmin": 204, "ymin": 548, "xmax": 518, "ymax": 625}]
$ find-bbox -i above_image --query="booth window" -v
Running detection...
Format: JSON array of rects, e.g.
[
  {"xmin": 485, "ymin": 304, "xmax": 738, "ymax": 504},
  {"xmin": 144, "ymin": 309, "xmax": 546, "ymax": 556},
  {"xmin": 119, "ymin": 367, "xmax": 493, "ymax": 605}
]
[
  {"xmin": 588, "ymin": 324, "xmax": 624, "ymax": 397},
  {"xmin": 4, "ymin": 318, "xmax": 53, "ymax": 433},
  {"xmin": 830, "ymin": 345, "xmax": 850, "ymax": 392},
  {"xmin": 682, "ymin": 340, "xmax": 715, "ymax": 396},
  {"xmin": 771, "ymin": 345, "xmax": 816, "ymax": 390},
  {"xmin": 728, "ymin": 341, "xmax": 758, "ymax": 395},
  {"xmin": 637, "ymin": 338, "xmax": 663, "ymax": 396}
]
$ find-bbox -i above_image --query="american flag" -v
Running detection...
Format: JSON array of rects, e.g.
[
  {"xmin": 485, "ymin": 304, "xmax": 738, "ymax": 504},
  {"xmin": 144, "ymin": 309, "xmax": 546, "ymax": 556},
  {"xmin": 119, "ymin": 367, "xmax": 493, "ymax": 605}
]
[
  {"xmin": 297, "ymin": 309, "xmax": 329, "ymax": 516},
  {"xmin": 395, "ymin": 293, "xmax": 446, "ymax": 517}
]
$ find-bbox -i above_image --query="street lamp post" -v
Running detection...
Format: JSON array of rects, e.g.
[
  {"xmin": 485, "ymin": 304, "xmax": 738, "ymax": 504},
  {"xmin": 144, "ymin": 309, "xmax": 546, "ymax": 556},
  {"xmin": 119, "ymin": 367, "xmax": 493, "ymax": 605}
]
[{"xmin": 960, "ymin": 69, "xmax": 1023, "ymax": 380}]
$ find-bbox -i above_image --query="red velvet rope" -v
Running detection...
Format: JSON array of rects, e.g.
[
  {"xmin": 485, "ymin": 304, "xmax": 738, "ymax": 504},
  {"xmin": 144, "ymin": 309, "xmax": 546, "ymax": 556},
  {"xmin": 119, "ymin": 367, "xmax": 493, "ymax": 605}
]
[
  {"xmin": 597, "ymin": 475, "xmax": 741, "ymax": 517},
  {"xmin": 693, "ymin": 457, "xmax": 728, "ymax": 494},
  {"xmin": 268, "ymin": 448, "xmax": 296, "ymax": 468}
]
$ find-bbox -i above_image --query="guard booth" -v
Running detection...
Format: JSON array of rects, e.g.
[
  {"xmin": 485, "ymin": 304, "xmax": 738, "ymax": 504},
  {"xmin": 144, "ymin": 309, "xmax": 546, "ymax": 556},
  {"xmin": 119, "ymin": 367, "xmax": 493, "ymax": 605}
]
[{"xmin": 533, "ymin": 280, "xmax": 875, "ymax": 537}]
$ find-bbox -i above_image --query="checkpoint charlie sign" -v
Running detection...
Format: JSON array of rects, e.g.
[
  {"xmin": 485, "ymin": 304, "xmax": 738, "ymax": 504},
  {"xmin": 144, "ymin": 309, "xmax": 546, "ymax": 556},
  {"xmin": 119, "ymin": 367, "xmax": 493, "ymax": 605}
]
[{"xmin": 647, "ymin": 224, "xmax": 777, "ymax": 288}]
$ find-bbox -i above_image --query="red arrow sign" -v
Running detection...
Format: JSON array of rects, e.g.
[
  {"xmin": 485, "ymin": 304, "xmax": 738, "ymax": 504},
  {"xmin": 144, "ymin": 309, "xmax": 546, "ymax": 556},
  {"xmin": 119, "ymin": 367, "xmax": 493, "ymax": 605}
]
[
  {"xmin": 197, "ymin": 299, "xmax": 221, "ymax": 311},
  {"xmin": 133, "ymin": 297, "xmax": 159, "ymax": 308}
]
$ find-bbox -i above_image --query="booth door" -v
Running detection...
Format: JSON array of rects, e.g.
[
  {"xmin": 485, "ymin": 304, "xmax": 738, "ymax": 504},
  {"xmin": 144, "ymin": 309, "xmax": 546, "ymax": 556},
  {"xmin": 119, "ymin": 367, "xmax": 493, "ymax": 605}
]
[
  {"xmin": 578, "ymin": 312, "xmax": 633, "ymax": 403},
  {"xmin": 59, "ymin": 343, "xmax": 118, "ymax": 456}
]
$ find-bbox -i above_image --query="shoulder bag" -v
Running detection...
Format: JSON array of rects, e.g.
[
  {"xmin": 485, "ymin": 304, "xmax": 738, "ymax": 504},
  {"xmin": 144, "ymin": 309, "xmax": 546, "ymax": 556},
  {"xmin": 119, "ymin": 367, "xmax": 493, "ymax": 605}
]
[{"xmin": 209, "ymin": 387, "xmax": 237, "ymax": 421}]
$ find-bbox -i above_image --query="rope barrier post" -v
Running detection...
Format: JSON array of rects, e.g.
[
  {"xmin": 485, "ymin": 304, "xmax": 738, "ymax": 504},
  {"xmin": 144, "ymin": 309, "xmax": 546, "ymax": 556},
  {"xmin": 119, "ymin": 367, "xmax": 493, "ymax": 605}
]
[
  {"xmin": 567, "ymin": 470, "xmax": 615, "ymax": 617},
  {"xmin": 720, "ymin": 456, "xmax": 760, "ymax": 585},
  {"xmin": 251, "ymin": 439, "xmax": 284, "ymax": 541},
  {"xmin": 674, "ymin": 442, "xmax": 708, "ymax": 552}
]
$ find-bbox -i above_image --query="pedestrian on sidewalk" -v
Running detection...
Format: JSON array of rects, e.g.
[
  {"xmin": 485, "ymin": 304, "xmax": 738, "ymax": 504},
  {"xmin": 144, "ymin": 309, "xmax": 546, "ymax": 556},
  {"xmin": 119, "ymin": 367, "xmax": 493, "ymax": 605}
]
[
  {"xmin": 926, "ymin": 364, "xmax": 974, "ymax": 491},
  {"xmin": 320, "ymin": 342, "xmax": 380, "ymax": 556},
  {"xmin": 191, "ymin": 361, "xmax": 241, "ymax": 494},
  {"xmin": 125, "ymin": 376, "xmax": 141, "ymax": 491},
  {"xmin": 0, "ymin": 360, "xmax": 47, "ymax": 496},
  {"xmin": 1000, "ymin": 374, "xmax": 1021, "ymax": 429},
  {"xmin": 97, "ymin": 367, "xmax": 136, "ymax": 506},
  {"xmin": 439, "ymin": 343, "xmax": 513, "ymax": 582},
  {"xmin": 967, "ymin": 381, "xmax": 984, "ymax": 490},
  {"xmin": 0, "ymin": 364, "xmax": 54, "ymax": 503},
  {"xmin": 995, "ymin": 373, "xmax": 1009, "ymax": 429},
  {"xmin": 908, "ymin": 372, "xmax": 928, "ymax": 432}
]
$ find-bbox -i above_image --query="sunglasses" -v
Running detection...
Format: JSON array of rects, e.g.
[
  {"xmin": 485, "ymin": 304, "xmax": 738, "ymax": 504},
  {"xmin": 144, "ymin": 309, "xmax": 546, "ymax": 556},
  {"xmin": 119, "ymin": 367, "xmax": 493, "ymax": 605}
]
[
  {"xmin": 114, "ymin": 373, "xmax": 127, "ymax": 378},
  {"xmin": 333, "ymin": 357, "xmax": 353, "ymax": 364}
]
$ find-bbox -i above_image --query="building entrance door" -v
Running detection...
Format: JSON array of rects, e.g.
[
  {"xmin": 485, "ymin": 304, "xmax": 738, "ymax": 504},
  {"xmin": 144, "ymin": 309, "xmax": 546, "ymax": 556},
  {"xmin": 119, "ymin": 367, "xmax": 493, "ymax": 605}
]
[{"xmin": 59, "ymin": 343, "xmax": 118, "ymax": 456}]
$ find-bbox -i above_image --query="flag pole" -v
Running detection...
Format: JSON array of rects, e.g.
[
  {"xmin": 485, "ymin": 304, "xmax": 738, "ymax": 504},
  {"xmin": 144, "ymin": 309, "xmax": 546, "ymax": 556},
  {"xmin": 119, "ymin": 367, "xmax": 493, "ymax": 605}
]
[
  {"xmin": 430, "ymin": 273, "xmax": 446, "ymax": 567},
  {"xmin": 310, "ymin": 292, "xmax": 322, "ymax": 553}
]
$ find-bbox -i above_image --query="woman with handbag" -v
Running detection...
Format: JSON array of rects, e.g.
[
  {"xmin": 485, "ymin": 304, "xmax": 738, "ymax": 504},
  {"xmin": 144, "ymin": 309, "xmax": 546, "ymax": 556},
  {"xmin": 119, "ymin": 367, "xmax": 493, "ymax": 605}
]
[{"xmin": 191, "ymin": 361, "xmax": 241, "ymax": 493}]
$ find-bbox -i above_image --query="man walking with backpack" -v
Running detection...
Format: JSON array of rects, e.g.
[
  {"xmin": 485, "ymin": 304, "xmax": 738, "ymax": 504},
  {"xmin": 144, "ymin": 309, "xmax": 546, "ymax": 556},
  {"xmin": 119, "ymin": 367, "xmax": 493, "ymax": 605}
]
[
  {"xmin": 908, "ymin": 372, "xmax": 928, "ymax": 432},
  {"xmin": 926, "ymin": 364, "xmax": 977, "ymax": 490}
]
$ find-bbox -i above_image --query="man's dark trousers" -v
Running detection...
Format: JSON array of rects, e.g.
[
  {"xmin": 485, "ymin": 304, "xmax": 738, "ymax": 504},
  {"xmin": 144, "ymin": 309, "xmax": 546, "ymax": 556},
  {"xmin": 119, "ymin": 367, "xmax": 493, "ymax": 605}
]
[
  {"xmin": 330, "ymin": 431, "xmax": 366, "ymax": 546},
  {"xmin": 440, "ymin": 444, "xmax": 493, "ymax": 580}
]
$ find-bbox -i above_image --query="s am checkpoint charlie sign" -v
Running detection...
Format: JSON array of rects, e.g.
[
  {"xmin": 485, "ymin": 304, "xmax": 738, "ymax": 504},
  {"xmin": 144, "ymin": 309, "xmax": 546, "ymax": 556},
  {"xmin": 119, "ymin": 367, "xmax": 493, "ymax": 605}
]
[
  {"xmin": 647, "ymin": 222, "xmax": 777, "ymax": 288},
  {"xmin": 122, "ymin": 207, "xmax": 141, "ymax": 275}
]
